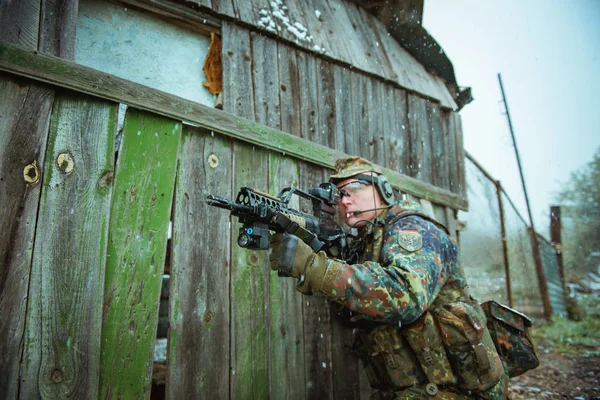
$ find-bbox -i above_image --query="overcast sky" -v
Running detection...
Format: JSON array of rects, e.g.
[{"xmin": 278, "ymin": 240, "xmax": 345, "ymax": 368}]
[{"xmin": 422, "ymin": 1, "xmax": 600, "ymax": 238}]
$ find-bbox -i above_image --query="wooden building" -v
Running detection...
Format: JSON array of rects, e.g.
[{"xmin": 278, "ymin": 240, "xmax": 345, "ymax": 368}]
[{"xmin": 0, "ymin": 0, "xmax": 470, "ymax": 398}]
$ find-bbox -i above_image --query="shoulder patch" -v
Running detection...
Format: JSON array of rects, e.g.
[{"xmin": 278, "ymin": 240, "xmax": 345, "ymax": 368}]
[{"xmin": 398, "ymin": 230, "xmax": 423, "ymax": 252}]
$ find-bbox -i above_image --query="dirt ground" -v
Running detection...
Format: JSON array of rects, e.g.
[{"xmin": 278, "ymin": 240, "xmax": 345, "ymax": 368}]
[{"xmin": 508, "ymin": 344, "xmax": 600, "ymax": 399}]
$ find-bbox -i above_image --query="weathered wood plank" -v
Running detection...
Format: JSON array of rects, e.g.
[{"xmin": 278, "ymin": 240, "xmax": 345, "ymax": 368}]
[
  {"xmin": 232, "ymin": 0, "xmax": 257, "ymax": 24},
  {"xmin": 429, "ymin": 102, "xmax": 447, "ymax": 189},
  {"xmin": 0, "ymin": 41, "xmax": 468, "ymax": 210},
  {"xmin": 211, "ymin": 0, "xmax": 235, "ymax": 18},
  {"xmin": 223, "ymin": 21, "xmax": 269, "ymax": 399},
  {"xmin": 321, "ymin": 0, "xmax": 368, "ymax": 71},
  {"xmin": 267, "ymin": 154, "xmax": 306, "ymax": 399},
  {"xmin": 0, "ymin": 0, "xmax": 40, "ymax": 49},
  {"xmin": 169, "ymin": 126, "xmax": 231, "ymax": 399},
  {"xmin": 393, "ymin": 88, "xmax": 411, "ymax": 175},
  {"xmin": 316, "ymin": 58, "xmax": 338, "ymax": 151},
  {"xmin": 278, "ymin": 42, "xmax": 302, "ymax": 138},
  {"xmin": 20, "ymin": 92, "xmax": 117, "ymax": 399},
  {"xmin": 332, "ymin": 64, "xmax": 351, "ymax": 154},
  {"xmin": 0, "ymin": 75, "xmax": 53, "ymax": 400},
  {"xmin": 251, "ymin": 32, "xmax": 281, "ymax": 130},
  {"xmin": 229, "ymin": 144, "xmax": 269, "ymax": 399},
  {"xmin": 350, "ymin": 72, "xmax": 368, "ymax": 158},
  {"xmin": 443, "ymin": 109, "xmax": 459, "ymax": 194},
  {"xmin": 298, "ymin": 163, "xmax": 334, "ymax": 399},
  {"xmin": 39, "ymin": 0, "xmax": 78, "ymax": 59},
  {"xmin": 367, "ymin": 79, "xmax": 385, "ymax": 165},
  {"xmin": 99, "ymin": 108, "xmax": 180, "ymax": 399},
  {"xmin": 382, "ymin": 85, "xmax": 406, "ymax": 174},
  {"xmin": 344, "ymin": 2, "xmax": 390, "ymax": 77},
  {"xmin": 222, "ymin": 22, "xmax": 255, "ymax": 122},
  {"xmin": 450, "ymin": 112, "xmax": 466, "ymax": 198},
  {"xmin": 297, "ymin": 49, "xmax": 319, "ymax": 142},
  {"xmin": 297, "ymin": 0, "xmax": 340, "ymax": 59},
  {"xmin": 407, "ymin": 93, "xmax": 432, "ymax": 183}
]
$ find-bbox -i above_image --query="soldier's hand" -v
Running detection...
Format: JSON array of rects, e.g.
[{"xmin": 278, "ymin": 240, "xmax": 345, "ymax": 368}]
[
  {"xmin": 269, "ymin": 233, "xmax": 309, "ymax": 278},
  {"xmin": 268, "ymin": 233, "xmax": 329, "ymax": 295}
]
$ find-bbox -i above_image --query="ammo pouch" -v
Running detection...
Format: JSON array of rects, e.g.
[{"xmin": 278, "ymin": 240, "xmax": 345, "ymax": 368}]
[
  {"xmin": 356, "ymin": 324, "xmax": 427, "ymax": 390},
  {"xmin": 356, "ymin": 294, "xmax": 504, "ymax": 393},
  {"xmin": 431, "ymin": 298, "xmax": 505, "ymax": 392},
  {"xmin": 481, "ymin": 301, "xmax": 540, "ymax": 377}
]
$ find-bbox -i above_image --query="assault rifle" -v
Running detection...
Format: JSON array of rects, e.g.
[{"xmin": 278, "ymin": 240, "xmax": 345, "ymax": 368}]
[{"xmin": 206, "ymin": 183, "xmax": 347, "ymax": 253}]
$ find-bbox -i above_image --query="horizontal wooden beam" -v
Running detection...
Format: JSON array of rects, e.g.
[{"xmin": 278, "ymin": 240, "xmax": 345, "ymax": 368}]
[{"xmin": 0, "ymin": 41, "xmax": 468, "ymax": 210}]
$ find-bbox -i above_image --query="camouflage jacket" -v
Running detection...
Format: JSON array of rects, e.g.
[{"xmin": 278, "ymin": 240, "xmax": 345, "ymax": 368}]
[{"xmin": 320, "ymin": 202, "xmax": 468, "ymax": 324}]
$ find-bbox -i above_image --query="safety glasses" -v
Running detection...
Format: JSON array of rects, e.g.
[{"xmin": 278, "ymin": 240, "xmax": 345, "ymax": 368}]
[{"xmin": 337, "ymin": 180, "xmax": 371, "ymax": 198}]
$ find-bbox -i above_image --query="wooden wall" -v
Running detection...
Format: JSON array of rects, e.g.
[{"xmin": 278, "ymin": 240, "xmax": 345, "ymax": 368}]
[
  {"xmin": 0, "ymin": 1, "xmax": 465, "ymax": 399},
  {"xmin": 218, "ymin": 22, "xmax": 465, "ymax": 196}
]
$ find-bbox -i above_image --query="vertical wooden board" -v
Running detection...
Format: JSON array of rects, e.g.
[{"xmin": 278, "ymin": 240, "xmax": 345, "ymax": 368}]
[
  {"xmin": 20, "ymin": 92, "xmax": 117, "ymax": 399},
  {"xmin": 251, "ymin": 32, "xmax": 281, "ymax": 130},
  {"xmin": 297, "ymin": 50, "xmax": 319, "ymax": 143},
  {"xmin": 99, "ymin": 108, "xmax": 181, "ymax": 399},
  {"xmin": 442, "ymin": 109, "xmax": 458, "ymax": 194},
  {"xmin": 299, "ymin": 163, "xmax": 334, "ymax": 399},
  {"xmin": 366, "ymin": 79, "xmax": 384, "ymax": 165},
  {"xmin": 332, "ymin": 65, "xmax": 351, "ymax": 154},
  {"xmin": 407, "ymin": 94, "xmax": 432, "ymax": 183},
  {"xmin": 169, "ymin": 126, "xmax": 231, "ymax": 399},
  {"xmin": 429, "ymin": 102, "xmax": 447, "ymax": 189},
  {"xmin": 344, "ymin": 3, "xmax": 391, "ymax": 77},
  {"xmin": 0, "ymin": 0, "xmax": 40, "ymax": 49},
  {"xmin": 452, "ymin": 112, "xmax": 466, "ymax": 198},
  {"xmin": 39, "ymin": 0, "xmax": 78, "ymax": 59},
  {"xmin": 297, "ymin": 0, "xmax": 341, "ymax": 60},
  {"xmin": 322, "ymin": 0, "xmax": 368, "ymax": 71},
  {"xmin": 268, "ymin": 154, "xmax": 306, "ymax": 399},
  {"xmin": 278, "ymin": 43, "xmax": 302, "ymax": 137},
  {"xmin": 350, "ymin": 72, "xmax": 368, "ymax": 158},
  {"xmin": 274, "ymin": 0, "xmax": 310, "ymax": 46},
  {"xmin": 230, "ymin": 144, "xmax": 269, "ymax": 400},
  {"xmin": 222, "ymin": 22, "xmax": 255, "ymax": 121},
  {"xmin": 382, "ymin": 85, "xmax": 407, "ymax": 174},
  {"xmin": 212, "ymin": 0, "xmax": 236, "ymax": 18},
  {"xmin": 233, "ymin": 0, "xmax": 258, "ymax": 23},
  {"xmin": 0, "ymin": 75, "xmax": 52, "ymax": 400},
  {"xmin": 223, "ymin": 21, "xmax": 269, "ymax": 400},
  {"xmin": 316, "ymin": 58, "xmax": 338, "ymax": 151}
]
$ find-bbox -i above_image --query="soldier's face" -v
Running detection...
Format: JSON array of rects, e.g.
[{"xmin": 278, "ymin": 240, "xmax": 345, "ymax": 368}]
[{"xmin": 336, "ymin": 178, "xmax": 383, "ymax": 228}]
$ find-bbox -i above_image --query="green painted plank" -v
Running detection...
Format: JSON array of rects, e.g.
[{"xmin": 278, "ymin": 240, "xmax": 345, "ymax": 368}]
[
  {"xmin": 99, "ymin": 108, "xmax": 181, "ymax": 399},
  {"xmin": 0, "ymin": 41, "xmax": 468, "ymax": 210},
  {"xmin": 268, "ymin": 154, "xmax": 306, "ymax": 399},
  {"xmin": 168, "ymin": 126, "xmax": 231, "ymax": 399},
  {"xmin": 20, "ymin": 92, "xmax": 117, "ymax": 399},
  {"xmin": 230, "ymin": 144, "xmax": 269, "ymax": 399}
]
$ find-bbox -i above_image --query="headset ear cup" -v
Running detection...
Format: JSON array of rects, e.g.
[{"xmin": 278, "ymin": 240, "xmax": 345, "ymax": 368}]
[{"xmin": 377, "ymin": 175, "xmax": 395, "ymax": 204}]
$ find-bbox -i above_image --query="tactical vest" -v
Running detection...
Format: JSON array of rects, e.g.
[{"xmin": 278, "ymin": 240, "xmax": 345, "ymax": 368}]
[{"xmin": 343, "ymin": 213, "xmax": 507, "ymax": 398}]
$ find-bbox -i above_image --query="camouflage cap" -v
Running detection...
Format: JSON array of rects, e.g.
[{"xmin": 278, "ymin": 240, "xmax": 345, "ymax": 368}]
[{"xmin": 329, "ymin": 156, "xmax": 382, "ymax": 183}]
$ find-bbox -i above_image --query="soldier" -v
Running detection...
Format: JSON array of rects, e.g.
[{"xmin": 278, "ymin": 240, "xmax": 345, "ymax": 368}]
[{"xmin": 269, "ymin": 156, "xmax": 509, "ymax": 399}]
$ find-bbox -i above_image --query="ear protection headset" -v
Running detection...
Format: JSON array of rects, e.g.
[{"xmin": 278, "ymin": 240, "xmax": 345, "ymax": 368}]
[{"xmin": 354, "ymin": 172, "xmax": 395, "ymax": 205}]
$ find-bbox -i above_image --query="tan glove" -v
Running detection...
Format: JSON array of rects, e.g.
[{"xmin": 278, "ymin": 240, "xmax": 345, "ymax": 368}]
[{"xmin": 269, "ymin": 233, "xmax": 328, "ymax": 295}]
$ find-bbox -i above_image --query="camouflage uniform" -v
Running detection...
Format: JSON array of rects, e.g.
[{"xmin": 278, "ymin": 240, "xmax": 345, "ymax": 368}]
[{"xmin": 318, "ymin": 157, "xmax": 509, "ymax": 399}]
